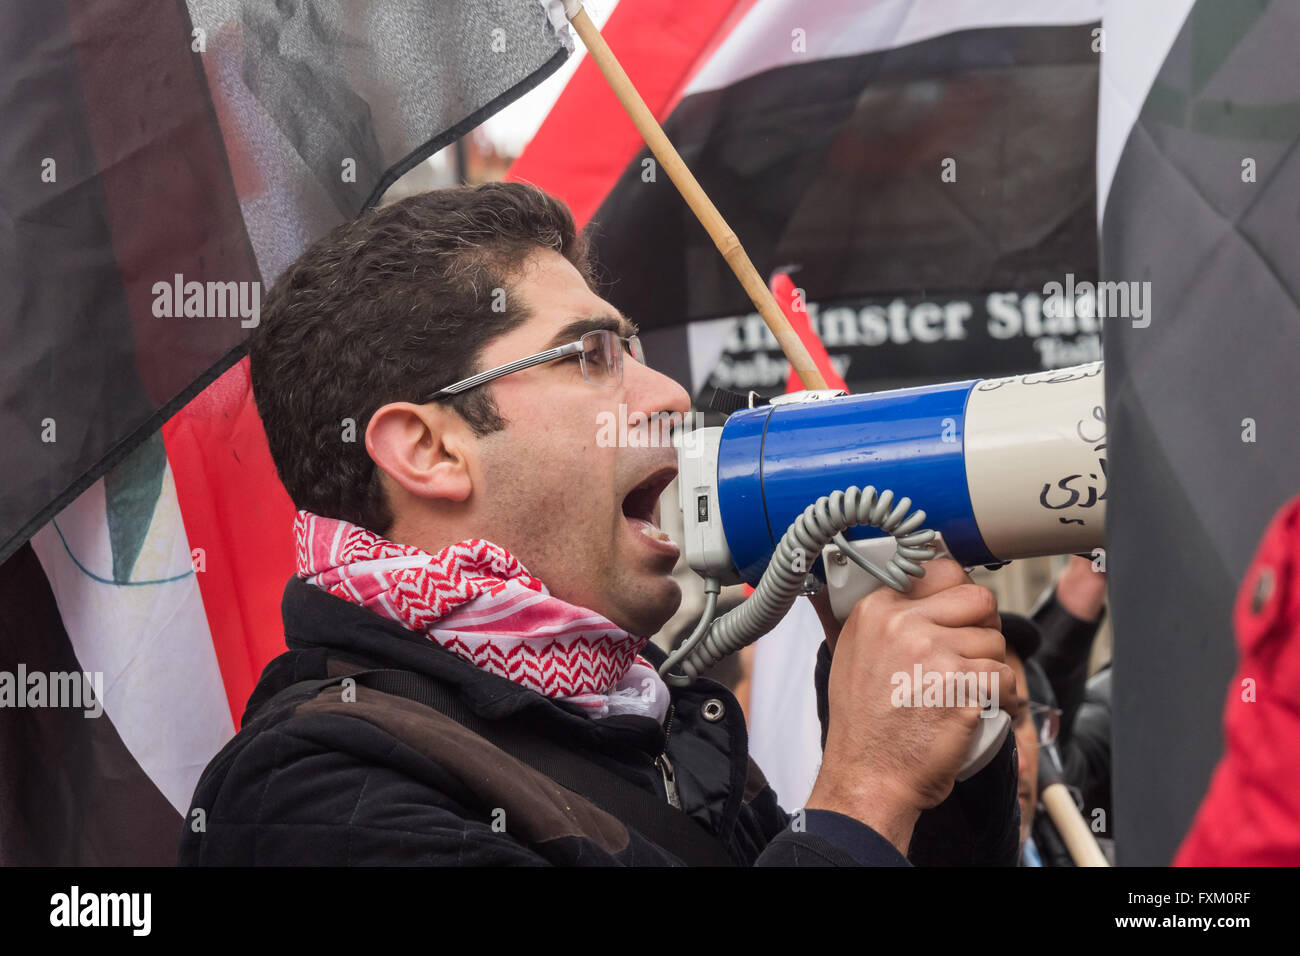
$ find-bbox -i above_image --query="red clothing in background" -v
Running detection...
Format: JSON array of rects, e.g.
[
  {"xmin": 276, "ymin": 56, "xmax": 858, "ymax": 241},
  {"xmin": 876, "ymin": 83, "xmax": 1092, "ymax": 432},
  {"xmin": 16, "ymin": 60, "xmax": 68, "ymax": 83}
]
[{"xmin": 1176, "ymin": 493, "xmax": 1300, "ymax": 865}]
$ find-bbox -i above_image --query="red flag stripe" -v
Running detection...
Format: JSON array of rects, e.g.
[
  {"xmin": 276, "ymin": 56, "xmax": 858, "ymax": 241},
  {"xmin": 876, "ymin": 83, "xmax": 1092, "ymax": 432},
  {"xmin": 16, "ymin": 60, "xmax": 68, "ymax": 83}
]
[
  {"xmin": 508, "ymin": 0, "xmax": 752, "ymax": 227},
  {"xmin": 161, "ymin": 358, "xmax": 296, "ymax": 726}
]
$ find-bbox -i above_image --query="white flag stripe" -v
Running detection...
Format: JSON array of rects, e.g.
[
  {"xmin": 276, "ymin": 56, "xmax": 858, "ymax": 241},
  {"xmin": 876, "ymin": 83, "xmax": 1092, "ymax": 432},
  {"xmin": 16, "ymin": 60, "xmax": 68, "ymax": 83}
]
[
  {"xmin": 30, "ymin": 467, "xmax": 234, "ymax": 816},
  {"xmin": 1097, "ymin": 0, "xmax": 1196, "ymax": 222},
  {"xmin": 748, "ymin": 599, "xmax": 825, "ymax": 809},
  {"xmin": 687, "ymin": 317, "xmax": 738, "ymax": 395},
  {"xmin": 686, "ymin": 0, "xmax": 1103, "ymax": 97}
]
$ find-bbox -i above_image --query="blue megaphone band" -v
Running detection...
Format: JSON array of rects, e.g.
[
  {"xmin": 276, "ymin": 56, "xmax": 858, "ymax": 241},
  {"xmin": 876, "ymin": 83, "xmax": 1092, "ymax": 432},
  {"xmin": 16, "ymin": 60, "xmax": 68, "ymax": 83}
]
[{"xmin": 715, "ymin": 380, "xmax": 996, "ymax": 584}]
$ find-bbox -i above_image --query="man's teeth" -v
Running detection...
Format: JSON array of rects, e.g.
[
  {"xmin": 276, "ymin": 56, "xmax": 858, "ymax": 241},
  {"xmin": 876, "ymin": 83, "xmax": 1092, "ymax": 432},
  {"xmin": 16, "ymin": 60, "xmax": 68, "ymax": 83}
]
[
  {"xmin": 639, "ymin": 524, "xmax": 671, "ymax": 542},
  {"xmin": 630, "ymin": 516, "xmax": 670, "ymax": 541}
]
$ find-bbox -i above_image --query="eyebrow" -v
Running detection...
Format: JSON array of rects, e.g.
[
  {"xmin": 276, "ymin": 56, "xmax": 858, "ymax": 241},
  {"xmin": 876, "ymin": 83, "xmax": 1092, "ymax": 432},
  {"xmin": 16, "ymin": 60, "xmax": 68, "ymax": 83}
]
[{"xmin": 542, "ymin": 314, "xmax": 639, "ymax": 351}]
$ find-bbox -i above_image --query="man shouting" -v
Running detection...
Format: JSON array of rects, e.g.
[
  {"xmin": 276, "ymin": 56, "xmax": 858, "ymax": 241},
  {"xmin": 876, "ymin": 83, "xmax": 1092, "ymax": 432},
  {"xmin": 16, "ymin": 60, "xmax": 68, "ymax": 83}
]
[{"xmin": 180, "ymin": 182, "xmax": 1019, "ymax": 866}]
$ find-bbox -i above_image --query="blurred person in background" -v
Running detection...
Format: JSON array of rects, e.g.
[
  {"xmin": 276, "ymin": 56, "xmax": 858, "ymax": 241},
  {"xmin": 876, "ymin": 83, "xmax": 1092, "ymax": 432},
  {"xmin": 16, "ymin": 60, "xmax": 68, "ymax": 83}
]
[
  {"xmin": 999, "ymin": 613, "xmax": 1057, "ymax": 866},
  {"xmin": 1003, "ymin": 554, "xmax": 1112, "ymax": 866},
  {"xmin": 1030, "ymin": 555, "xmax": 1112, "ymax": 846}
]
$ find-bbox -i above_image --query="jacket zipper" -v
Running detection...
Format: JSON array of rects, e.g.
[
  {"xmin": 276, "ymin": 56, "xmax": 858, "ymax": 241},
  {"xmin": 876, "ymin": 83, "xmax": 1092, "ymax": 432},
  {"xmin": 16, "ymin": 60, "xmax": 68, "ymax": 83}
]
[{"xmin": 655, "ymin": 704, "xmax": 682, "ymax": 809}]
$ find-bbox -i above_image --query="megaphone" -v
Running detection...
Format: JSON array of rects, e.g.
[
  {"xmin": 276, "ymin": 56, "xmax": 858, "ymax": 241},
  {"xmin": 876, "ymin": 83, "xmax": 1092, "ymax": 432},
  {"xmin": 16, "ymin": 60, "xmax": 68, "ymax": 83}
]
[{"xmin": 665, "ymin": 360, "xmax": 1106, "ymax": 779}]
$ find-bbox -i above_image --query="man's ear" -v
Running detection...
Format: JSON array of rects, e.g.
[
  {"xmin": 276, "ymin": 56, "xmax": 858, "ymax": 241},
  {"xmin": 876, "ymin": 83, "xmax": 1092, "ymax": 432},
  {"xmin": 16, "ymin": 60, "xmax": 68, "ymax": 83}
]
[{"xmin": 365, "ymin": 402, "xmax": 473, "ymax": 503}]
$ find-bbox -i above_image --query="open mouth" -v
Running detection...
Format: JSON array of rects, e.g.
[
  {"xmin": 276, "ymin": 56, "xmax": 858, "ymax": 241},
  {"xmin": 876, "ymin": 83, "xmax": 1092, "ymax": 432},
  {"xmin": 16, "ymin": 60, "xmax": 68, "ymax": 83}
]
[{"xmin": 621, "ymin": 466, "xmax": 677, "ymax": 544}]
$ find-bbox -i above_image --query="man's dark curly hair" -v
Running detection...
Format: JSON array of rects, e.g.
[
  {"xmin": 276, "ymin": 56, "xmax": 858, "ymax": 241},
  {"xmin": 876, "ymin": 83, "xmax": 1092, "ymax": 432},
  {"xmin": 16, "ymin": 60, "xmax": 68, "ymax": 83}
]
[{"xmin": 249, "ymin": 182, "xmax": 594, "ymax": 535}]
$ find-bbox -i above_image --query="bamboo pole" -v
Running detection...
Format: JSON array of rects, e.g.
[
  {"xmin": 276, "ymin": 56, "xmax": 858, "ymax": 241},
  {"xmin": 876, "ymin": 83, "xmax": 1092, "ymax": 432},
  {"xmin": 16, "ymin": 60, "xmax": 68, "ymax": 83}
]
[
  {"xmin": 564, "ymin": 2, "xmax": 828, "ymax": 390},
  {"xmin": 1040, "ymin": 783, "xmax": 1110, "ymax": 867}
]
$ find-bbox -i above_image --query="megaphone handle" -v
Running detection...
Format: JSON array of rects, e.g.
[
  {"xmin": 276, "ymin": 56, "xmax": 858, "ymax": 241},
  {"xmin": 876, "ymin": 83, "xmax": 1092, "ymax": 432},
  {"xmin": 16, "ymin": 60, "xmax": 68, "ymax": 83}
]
[{"xmin": 955, "ymin": 710, "xmax": 1011, "ymax": 782}]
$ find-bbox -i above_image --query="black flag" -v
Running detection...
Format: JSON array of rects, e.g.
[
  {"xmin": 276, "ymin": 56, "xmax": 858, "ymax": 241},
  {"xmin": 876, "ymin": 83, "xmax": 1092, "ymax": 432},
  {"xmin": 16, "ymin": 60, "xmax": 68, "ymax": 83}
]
[
  {"xmin": 0, "ymin": 0, "xmax": 570, "ymax": 567},
  {"xmin": 1103, "ymin": 0, "xmax": 1300, "ymax": 864}
]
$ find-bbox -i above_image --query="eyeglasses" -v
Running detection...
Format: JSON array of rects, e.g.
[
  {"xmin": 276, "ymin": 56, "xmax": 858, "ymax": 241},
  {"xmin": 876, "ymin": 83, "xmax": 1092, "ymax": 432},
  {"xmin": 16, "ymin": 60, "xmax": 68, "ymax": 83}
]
[
  {"xmin": 1013, "ymin": 701, "xmax": 1063, "ymax": 747},
  {"xmin": 420, "ymin": 328, "xmax": 645, "ymax": 403}
]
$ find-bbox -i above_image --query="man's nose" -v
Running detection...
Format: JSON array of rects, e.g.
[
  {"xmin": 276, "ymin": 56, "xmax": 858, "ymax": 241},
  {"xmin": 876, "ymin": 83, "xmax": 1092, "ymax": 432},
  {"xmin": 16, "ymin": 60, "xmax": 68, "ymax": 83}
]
[{"xmin": 627, "ymin": 355, "xmax": 691, "ymax": 416}]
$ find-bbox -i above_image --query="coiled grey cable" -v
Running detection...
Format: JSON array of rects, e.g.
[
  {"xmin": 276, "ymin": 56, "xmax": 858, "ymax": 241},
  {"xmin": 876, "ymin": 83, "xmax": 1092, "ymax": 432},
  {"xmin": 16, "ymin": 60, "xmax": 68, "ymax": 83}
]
[
  {"xmin": 659, "ymin": 486, "xmax": 937, "ymax": 684},
  {"xmin": 660, "ymin": 579, "xmax": 720, "ymax": 687}
]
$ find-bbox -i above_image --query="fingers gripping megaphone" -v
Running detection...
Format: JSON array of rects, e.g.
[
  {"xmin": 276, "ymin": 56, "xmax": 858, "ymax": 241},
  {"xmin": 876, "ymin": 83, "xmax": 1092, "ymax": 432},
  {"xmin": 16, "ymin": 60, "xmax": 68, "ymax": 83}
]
[{"xmin": 666, "ymin": 361, "xmax": 1106, "ymax": 779}]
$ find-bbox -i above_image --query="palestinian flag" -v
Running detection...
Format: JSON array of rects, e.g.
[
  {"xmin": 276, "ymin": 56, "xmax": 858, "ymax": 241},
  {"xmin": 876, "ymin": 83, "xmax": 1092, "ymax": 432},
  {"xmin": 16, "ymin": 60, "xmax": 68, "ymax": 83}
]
[
  {"xmin": 512, "ymin": 0, "xmax": 1105, "ymax": 399},
  {"xmin": 0, "ymin": 0, "xmax": 570, "ymax": 865},
  {"xmin": 1101, "ymin": 0, "xmax": 1300, "ymax": 865}
]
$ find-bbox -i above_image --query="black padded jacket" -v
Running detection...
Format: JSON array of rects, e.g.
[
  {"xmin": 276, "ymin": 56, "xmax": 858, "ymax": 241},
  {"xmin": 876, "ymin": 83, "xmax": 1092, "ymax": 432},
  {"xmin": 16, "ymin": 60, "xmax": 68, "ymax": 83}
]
[{"xmin": 179, "ymin": 577, "xmax": 1019, "ymax": 866}]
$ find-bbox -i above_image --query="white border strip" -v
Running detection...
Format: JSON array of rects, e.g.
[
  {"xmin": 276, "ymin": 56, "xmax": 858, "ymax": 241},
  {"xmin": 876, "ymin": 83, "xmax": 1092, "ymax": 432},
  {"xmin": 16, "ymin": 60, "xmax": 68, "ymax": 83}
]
[
  {"xmin": 1097, "ymin": 0, "xmax": 1196, "ymax": 224},
  {"xmin": 686, "ymin": 0, "xmax": 1103, "ymax": 96}
]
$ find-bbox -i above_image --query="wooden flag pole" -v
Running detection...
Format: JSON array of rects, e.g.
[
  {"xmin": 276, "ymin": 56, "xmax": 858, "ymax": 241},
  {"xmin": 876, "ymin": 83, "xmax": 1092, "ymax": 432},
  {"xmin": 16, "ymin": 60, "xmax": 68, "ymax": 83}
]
[
  {"xmin": 1040, "ymin": 782, "xmax": 1110, "ymax": 867},
  {"xmin": 564, "ymin": 2, "xmax": 828, "ymax": 390}
]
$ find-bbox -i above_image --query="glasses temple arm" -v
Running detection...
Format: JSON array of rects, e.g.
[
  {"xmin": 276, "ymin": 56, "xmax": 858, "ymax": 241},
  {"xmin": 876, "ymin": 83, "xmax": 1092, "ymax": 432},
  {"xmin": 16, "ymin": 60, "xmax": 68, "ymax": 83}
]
[{"xmin": 422, "ymin": 341, "xmax": 584, "ymax": 402}]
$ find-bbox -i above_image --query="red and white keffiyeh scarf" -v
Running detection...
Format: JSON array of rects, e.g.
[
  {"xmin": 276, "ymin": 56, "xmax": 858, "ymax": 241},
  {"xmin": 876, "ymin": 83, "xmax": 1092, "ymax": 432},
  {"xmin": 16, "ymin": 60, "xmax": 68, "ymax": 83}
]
[{"xmin": 295, "ymin": 511, "xmax": 669, "ymax": 721}]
